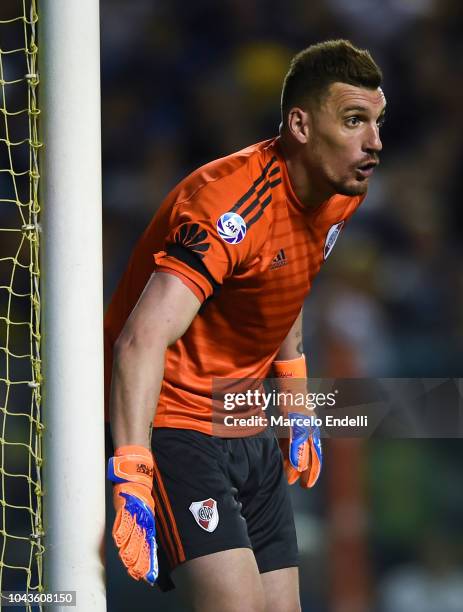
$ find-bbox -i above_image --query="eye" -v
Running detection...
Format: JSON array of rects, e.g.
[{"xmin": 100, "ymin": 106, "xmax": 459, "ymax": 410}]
[
  {"xmin": 345, "ymin": 116, "xmax": 361, "ymax": 127},
  {"xmin": 377, "ymin": 115, "xmax": 386, "ymax": 128}
]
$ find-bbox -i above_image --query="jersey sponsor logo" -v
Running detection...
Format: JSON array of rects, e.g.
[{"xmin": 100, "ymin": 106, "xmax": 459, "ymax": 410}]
[
  {"xmin": 269, "ymin": 248, "xmax": 288, "ymax": 270},
  {"xmin": 189, "ymin": 498, "xmax": 219, "ymax": 532},
  {"xmin": 217, "ymin": 212, "xmax": 247, "ymax": 245},
  {"xmin": 324, "ymin": 221, "xmax": 345, "ymax": 260},
  {"xmin": 174, "ymin": 223, "xmax": 210, "ymax": 259}
]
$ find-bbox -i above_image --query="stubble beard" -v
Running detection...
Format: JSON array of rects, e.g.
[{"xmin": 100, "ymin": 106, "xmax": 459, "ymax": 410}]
[
  {"xmin": 335, "ymin": 179, "xmax": 369, "ymax": 197},
  {"xmin": 327, "ymin": 167, "xmax": 369, "ymax": 197}
]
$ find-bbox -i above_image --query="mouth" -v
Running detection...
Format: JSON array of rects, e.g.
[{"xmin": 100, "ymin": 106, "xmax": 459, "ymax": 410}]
[{"xmin": 355, "ymin": 160, "xmax": 378, "ymax": 179}]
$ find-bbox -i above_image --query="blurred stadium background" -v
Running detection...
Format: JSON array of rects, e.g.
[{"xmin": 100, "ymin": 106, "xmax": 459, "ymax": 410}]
[{"xmin": 1, "ymin": 0, "xmax": 463, "ymax": 610}]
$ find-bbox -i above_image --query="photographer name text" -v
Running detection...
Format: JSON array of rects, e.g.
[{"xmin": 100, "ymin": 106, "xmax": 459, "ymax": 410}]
[{"xmin": 223, "ymin": 414, "xmax": 368, "ymax": 428}]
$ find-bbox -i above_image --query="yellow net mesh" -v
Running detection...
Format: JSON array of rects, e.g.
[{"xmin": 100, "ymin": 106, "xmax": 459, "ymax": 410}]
[{"xmin": 0, "ymin": 0, "xmax": 43, "ymax": 603}]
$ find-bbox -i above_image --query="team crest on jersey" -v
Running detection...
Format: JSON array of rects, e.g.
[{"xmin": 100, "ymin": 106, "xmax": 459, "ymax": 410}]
[
  {"xmin": 174, "ymin": 223, "xmax": 210, "ymax": 259},
  {"xmin": 217, "ymin": 212, "xmax": 246, "ymax": 245},
  {"xmin": 189, "ymin": 498, "xmax": 219, "ymax": 532},
  {"xmin": 324, "ymin": 221, "xmax": 345, "ymax": 259}
]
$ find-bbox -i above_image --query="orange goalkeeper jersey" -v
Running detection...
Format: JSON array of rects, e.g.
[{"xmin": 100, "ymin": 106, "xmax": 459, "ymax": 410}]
[{"xmin": 104, "ymin": 137, "xmax": 365, "ymax": 436}]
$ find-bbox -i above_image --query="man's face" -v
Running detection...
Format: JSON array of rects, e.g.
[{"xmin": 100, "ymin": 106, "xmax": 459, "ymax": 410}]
[{"xmin": 305, "ymin": 82, "xmax": 386, "ymax": 197}]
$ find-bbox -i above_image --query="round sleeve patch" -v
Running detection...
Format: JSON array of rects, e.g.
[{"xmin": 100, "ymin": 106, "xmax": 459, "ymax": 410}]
[{"xmin": 216, "ymin": 212, "xmax": 247, "ymax": 245}]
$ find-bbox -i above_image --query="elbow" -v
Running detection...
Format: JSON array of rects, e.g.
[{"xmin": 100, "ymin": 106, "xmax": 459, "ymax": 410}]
[
  {"xmin": 113, "ymin": 332, "xmax": 134, "ymax": 358},
  {"xmin": 113, "ymin": 326, "xmax": 168, "ymax": 360}
]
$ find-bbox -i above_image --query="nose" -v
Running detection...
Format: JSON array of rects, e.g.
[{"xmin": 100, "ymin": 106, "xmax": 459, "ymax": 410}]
[{"xmin": 364, "ymin": 123, "xmax": 382, "ymax": 154}]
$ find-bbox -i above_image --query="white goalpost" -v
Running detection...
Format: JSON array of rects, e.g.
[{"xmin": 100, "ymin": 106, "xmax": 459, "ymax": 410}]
[{"xmin": 39, "ymin": 1, "xmax": 106, "ymax": 609}]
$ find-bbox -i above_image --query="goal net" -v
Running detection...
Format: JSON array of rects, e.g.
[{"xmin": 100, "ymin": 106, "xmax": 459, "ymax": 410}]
[{"xmin": 0, "ymin": 0, "xmax": 43, "ymax": 601}]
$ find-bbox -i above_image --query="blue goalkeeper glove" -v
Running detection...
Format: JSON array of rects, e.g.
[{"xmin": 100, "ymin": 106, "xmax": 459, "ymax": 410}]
[
  {"xmin": 107, "ymin": 445, "xmax": 158, "ymax": 585},
  {"xmin": 280, "ymin": 412, "xmax": 322, "ymax": 488}
]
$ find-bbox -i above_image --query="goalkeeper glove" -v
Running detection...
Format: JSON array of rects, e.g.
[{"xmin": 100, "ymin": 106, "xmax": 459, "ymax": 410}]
[
  {"xmin": 107, "ymin": 445, "xmax": 158, "ymax": 585},
  {"xmin": 280, "ymin": 412, "xmax": 322, "ymax": 488}
]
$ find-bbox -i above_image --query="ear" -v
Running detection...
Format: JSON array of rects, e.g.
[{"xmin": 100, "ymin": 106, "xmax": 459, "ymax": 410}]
[{"xmin": 287, "ymin": 107, "xmax": 310, "ymax": 144}]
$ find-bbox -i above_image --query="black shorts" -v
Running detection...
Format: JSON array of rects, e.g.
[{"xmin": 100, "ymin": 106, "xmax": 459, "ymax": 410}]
[{"xmin": 150, "ymin": 427, "xmax": 298, "ymax": 592}]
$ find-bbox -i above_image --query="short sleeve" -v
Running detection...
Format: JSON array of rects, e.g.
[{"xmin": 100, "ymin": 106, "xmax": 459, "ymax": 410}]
[{"xmin": 153, "ymin": 184, "xmax": 264, "ymax": 302}]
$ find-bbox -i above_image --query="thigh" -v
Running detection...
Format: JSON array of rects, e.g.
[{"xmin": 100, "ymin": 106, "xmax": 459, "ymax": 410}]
[
  {"xmin": 150, "ymin": 428, "xmax": 252, "ymax": 591},
  {"xmin": 173, "ymin": 548, "xmax": 265, "ymax": 612},
  {"xmin": 260, "ymin": 567, "xmax": 301, "ymax": 612}
]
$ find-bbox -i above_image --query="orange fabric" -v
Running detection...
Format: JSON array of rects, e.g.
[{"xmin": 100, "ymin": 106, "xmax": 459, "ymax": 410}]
[
  {"xmin": 300, "ymin": 442, "xmax": 322, "ymax": 488},
  {"xmin": 273, "ymin": 355, "xmax": 308, "ymax": 401},
  {"xmin": 110, "ymin": 447, "xmax": 156, "ymax": 580},
  {"xmin": 279, "ymin": 434, "xmax": 322, "ymax": 489},
  {"xmin": 273, "ymin": 354, "xmax": 307, "ymax": 378},
  {"xmin": 112, "ymin": 447, "xmax": 154, "ymax": 486},
  {"xmin": 104, "ymin": 136, "xmax": 365, "ymax": 436},
  {"xmin": 154, "ymin": 265, "xmax": 205, "ymax": 303},
  {"xmin": 115, "ymin": 445, "xmax": 152, "ymax": 458},
  {"xmin": 112, "ymin": 503, "xmax": 151, "ymax": 580},
  {"xmin": 112, "ymin": 480, "xmax": 155, "ymax": 581}
]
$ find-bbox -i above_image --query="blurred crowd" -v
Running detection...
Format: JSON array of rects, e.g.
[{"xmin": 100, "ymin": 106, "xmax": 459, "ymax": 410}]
[{"xmin": 1, "ymin": 0, "xmax": 463, "ymax": 610}]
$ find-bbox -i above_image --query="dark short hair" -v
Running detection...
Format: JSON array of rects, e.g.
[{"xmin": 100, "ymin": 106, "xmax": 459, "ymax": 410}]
[{"xmin": 281, "ymin": 39, "xmax": 382, "ymax": 120}]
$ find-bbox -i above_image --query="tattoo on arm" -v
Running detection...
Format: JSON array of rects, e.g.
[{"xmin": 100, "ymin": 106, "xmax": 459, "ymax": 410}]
[{"xmin": 295, "ymin": 328, "xmax": 303, "ymax": 355}]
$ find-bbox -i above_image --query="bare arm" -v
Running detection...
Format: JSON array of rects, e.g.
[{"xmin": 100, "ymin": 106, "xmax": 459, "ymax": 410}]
[
  {"xmin": 109, "ymin": 272, "xmax": 201, "ymax": 449},
  {"xmin": 274, "ymin": 308, "xmax": 304, "ymax": 361},
  {"xmin": 273, "ymin": 309, "xmax": 309, "ymax": 415}
]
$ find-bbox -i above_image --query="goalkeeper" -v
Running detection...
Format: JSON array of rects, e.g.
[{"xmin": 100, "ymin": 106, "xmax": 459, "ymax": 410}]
[{"xmin": 105, "ymin": 39, "xmax": 385, "ymax": 611}]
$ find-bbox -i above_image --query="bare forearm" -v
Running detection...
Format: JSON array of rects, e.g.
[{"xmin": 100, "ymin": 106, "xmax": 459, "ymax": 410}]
[
  {"xmin": 108, "ymin": 272, "xmax": 201, "ymax": 450},
  {"xmin": 272, "ymin": 308, "xmax": 311, "ymax": 415},
  {"xmin": 275, "ymin": 308, "xmax": 304, "ymax": 360},
  {"xmin": 110, "ymin": 337, "xmax": 167, "ymax": 449}
]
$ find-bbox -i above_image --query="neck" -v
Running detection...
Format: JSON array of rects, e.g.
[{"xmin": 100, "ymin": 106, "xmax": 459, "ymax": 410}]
[{"xmin": 278, "ymin": 135, "xmax": 332, "ymax": 210}]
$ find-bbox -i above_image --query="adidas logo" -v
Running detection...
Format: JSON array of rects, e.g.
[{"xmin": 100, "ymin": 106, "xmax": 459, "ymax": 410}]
[{"xmin": 269, "ymin": 248, "xmax": 288, "ymax": 270}]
